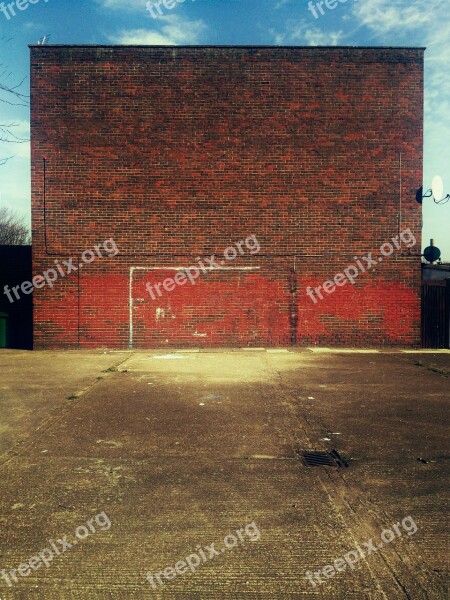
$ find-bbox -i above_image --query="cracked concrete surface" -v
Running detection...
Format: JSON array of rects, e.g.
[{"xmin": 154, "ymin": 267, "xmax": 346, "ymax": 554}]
[{"xmin": 0, "ymin": 349, "xmax": 448, "ymax": 598}]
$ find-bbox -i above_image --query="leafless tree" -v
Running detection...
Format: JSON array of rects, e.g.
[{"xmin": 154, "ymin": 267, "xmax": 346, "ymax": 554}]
[
  {"xmin": 0, "ymin": 36, "xmax": 29, "ymax": 166},
  {"xmin": 0, "ymin": 207, "xmax": 31, "ymax": 245}
]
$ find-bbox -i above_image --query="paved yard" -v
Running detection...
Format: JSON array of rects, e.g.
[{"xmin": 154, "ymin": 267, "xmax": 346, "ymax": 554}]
[{"xmin": 0, "ymin": 348, "xmax": 448, "ymax": 599}]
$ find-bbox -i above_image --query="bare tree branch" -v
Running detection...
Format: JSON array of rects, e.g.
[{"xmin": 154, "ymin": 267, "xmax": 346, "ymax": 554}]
[
  {"xmin": 0, "ymin": 206, "xmax": 31, "ymax": 245},
  {"xmin": 0, "ymin": 154, "xmax": 17, "ymax": 166},
  {"xmin": 0, "ymin": 37, "xmax": 30, "ymax": 162},
  {"xmin": 0, "ymin": 124, "xmax": 28, "ymax": 143}
]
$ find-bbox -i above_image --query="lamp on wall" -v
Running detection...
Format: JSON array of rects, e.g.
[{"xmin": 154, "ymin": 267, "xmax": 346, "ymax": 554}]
[{"xmin": 416, "ymin": 175, "xmax": 450, "ymax": 204}]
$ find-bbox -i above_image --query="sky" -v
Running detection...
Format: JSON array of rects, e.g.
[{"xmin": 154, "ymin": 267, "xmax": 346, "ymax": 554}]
[{"xmin": 0, "ymin": 0, "xmax": 448, "ymax": 259}]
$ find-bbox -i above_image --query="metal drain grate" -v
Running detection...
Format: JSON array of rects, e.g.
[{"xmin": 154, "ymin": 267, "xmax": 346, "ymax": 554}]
[{"xmin": 298, "ymin": 449, "xmax": 349, "ymax": 468}]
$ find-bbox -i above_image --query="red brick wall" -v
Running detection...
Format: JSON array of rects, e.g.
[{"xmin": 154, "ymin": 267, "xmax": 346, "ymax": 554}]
[{"xmin": 30, "ymin": 46, "xmax": 424, "ymax": 348}]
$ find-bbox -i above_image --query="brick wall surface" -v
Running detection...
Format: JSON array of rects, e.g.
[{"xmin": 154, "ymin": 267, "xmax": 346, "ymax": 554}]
[{"xmin": 30, "ymin": 46, "xmax": 424, "ymax": 348}]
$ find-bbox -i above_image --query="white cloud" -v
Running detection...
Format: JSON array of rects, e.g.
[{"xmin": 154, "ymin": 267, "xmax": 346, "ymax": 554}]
[
  {"xmin": 353, "ymin": 0, "xmax": 444, "ymax": 39},
  {"xmin": 302, "ymin": 28, "xmax": 345, "ymax": 46},
  {"xmin": 274, "ymin": 0, "xmax": 291, "ymax": 9},
  {"xmin": 352, "ymin": 0, "xmax": 441, "ymax": 36},
  {"xmin": 271, "ymin": 21, "xmax": 345, "ymax": 46},
  {"xmin": 22, "ymin": 21, "xmax": 38, "ymax": 30},
  {"xmin": 98, "ymin": 0, "xmax": 147, "ymax": 10},
  {"xmin": 108, "ymin": 15, "xmax": 207, "ymax": 45}
]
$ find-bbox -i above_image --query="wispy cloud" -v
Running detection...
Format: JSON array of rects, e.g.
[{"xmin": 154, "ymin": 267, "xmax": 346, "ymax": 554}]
[
  {"xmin": 97, "ymin": 0, "xmax": 147, "ymax": 10},
  {"xmin": 352, "ymin": 0, "xmax": 442, "ymax": 36},
  {"xmin": 108, "ymin": 14, "xmax": 207, "ymax": 45},
  {"xmin": 271, "ymin": 20, "xmax": 345, "ymax": 46},
  {"xmin": 273, "ymin": 0, "xmax": 291, "ymax": 9},
  {"xmin": 302, "ymin": 27, "xmax": 345, "ymax": 46}
]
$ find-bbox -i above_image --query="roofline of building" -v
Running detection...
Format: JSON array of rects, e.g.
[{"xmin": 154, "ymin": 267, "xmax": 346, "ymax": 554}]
[
  {"xmin": 28, "ymin": 45, "xmax": 426, "ymax": 50},
  {"xmin": 422, "ymin": 263, "xmax": 450, "ymax": 268}
]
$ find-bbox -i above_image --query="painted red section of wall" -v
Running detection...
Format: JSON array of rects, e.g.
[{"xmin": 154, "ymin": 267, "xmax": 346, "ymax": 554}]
[
  {"xmin": 32, "ymin": 268, "xmax": 79, "ymax": 347},
  {"xmin": 30, "ymin": 47, "xmax": 424, "ymax": 348},
  {"xmin": 132, "ymin": 270, "xmax": 289, "ymax": 348},
  {"xmin": 80, "ymin": 271, "xmax": 129, "ymax": 348},
  {"xmin": 298, "ymin": 279, "xmax": 420, "ymax": 346}
]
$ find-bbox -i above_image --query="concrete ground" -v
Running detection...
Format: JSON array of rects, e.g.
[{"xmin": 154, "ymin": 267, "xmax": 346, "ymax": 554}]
[{"xmin": 0, "ymin": 348, "xmax": 448, "ymax": 599}]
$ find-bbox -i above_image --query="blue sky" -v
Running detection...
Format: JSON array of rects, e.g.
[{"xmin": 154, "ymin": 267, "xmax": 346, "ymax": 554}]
[{"xmin": 0, "ymin": 0, "xmax": 448, "ymax": 258}]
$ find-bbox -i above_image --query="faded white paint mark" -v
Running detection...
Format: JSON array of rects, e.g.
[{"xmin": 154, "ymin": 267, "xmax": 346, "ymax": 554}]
[
  {"xmin": 129, "ymin": 264, "xmax": 260, "ymax": 349},
  {"xmin": 156, "ymin": 307, "xmax": 165, "ymax": 321}
]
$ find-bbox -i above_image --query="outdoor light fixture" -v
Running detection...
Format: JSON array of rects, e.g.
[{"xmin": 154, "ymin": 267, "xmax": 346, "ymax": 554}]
[{"xmin": 416, "ymin": 175, "xmax": 450, "ymax": 204}]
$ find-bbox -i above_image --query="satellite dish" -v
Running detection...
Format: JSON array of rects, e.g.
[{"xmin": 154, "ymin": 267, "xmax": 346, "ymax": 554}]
[
  {"xmin": 431, "ymin": 175, "xmax": 444, "ymax": 201},
  {"xmin": 423, "ymin": 245, "xmax": 441, "ymax": 263}
]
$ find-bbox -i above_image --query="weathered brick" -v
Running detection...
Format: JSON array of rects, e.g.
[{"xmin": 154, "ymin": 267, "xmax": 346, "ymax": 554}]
[{"xmin": 30, "ymin": 46, "xmax": 424, "ymax": 348}]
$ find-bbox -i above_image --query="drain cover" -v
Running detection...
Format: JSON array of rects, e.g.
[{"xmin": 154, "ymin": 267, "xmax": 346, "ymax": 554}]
[{"xmin": 298, "ymin": 449, "xmax": 349, "ymax": 468}]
